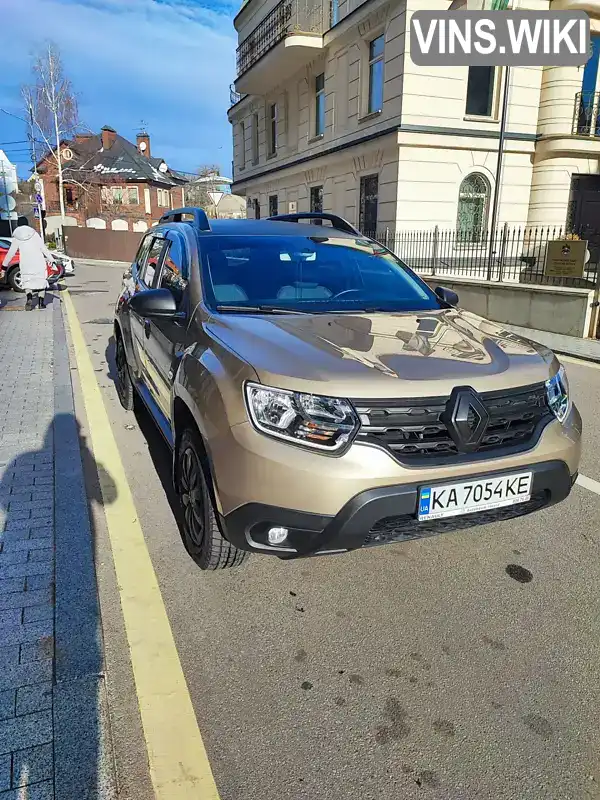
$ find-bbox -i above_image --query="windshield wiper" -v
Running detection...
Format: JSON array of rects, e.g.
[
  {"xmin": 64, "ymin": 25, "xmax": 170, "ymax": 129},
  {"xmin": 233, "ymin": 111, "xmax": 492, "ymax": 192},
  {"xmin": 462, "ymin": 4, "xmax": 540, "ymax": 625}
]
[{"xmin": 214, "ymin": 305, "xmax": 312, "ymax": 315}]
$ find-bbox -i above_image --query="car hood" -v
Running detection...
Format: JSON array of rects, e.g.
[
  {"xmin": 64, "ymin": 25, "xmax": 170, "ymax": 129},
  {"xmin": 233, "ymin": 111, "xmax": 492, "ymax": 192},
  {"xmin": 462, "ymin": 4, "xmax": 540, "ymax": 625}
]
[{"xmin": 206, "ymin": 308, "xmax": 558, "ymax": 398}]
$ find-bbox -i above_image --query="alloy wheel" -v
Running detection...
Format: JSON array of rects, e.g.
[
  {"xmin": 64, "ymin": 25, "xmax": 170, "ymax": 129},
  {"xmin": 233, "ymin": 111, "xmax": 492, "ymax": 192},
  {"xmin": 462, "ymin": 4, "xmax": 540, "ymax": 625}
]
[
  {"xmin": 179, "ymin": 446, "xmax": 205, "ymax": 547},
  {"xmin": 115, "ymin": 340, "xmax": 128, "ymax": 402}
]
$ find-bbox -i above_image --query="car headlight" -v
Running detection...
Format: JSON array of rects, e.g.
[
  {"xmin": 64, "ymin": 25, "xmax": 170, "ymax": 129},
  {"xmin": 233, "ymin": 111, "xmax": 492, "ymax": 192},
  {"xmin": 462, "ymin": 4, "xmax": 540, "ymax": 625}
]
[
  {"xmin": 545, "ymin": 364, "xmax": 570, "ymax": 423},
  {"xmin": 245, "ymin": 382, "xmax": 359, "ymax": 452}
]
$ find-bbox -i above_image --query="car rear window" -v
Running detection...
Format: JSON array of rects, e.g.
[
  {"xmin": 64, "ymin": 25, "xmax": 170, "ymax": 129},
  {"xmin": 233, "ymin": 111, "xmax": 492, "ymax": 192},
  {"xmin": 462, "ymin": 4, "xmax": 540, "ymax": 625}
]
[{"xmin": 200, "ymin": 235, "xmax": 441, "ymax": 313}]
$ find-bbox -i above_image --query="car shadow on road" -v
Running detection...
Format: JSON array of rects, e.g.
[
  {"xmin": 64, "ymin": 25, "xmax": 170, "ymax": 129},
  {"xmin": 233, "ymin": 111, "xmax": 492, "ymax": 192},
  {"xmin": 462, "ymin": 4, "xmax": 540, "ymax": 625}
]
[
  {"xmin": 102, "ymin": 334, "xmax": 186, "ymax": 538},
  {"xmin": 105, "ymin": 334, "xmax": 118, "ymax": 383},
  {"xmin": 132, "ymin": 398, "xmax": 187, "ymax": 533},
  {"xmin": 0, "ymin": 413, "xmax": 118, "ymax": 797}
]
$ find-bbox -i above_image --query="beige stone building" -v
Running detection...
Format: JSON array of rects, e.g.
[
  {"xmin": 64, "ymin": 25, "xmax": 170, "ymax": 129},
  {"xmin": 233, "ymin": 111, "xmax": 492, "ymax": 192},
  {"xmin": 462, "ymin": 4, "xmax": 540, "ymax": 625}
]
[{"xmin": 228, "ymin": 0, "xmax": 600, "ymax": 237}]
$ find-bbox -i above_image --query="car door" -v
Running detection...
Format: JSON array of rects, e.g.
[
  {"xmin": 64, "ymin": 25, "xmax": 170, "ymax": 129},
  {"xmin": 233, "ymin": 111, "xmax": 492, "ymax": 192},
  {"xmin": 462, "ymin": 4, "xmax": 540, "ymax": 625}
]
[
  {"xmin": 129, "ymin": 233, "xmax": 167, "ymax": 384},
  {"xmin": 143, "ymin": 229, "xmax": 190, "ymax": 420}
]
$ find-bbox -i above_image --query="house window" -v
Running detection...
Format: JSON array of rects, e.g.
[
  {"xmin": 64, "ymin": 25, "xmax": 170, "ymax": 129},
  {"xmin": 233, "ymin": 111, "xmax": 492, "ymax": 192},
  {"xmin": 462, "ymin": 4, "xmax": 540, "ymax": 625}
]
[
  {"xmin": 368, "ymin": 35, "xmax": 385, "ymax": 114},
  {"xmin": 315, "ymin": 74, "xmax": 326, "ymax": 136},
  {"xmin": 456, "ymin": 173, "xmax": 490, "ymax": 243},
  {"xmin": 252, "ymin": 113, "xmax": 259, "ymax": 164},
  {"xmin": 64, "ymin": 186, "xmax": 74, "ymax": 206},
  {"xmin": 310, "ymin": 185, "xmax": 323, "ymax": 213},
  {"xmin": 157, "ymin": 188, "xmax": 171, "ymax": 207},
  {"xmin": 268, "ymin": 103, "xmax": 277, "ymax": 157},
  {"xmin": 269, "ymin": 195, "xmax": 278, "ymax": 216},
  {"xmin": 465, "ymin": 66, "xmax": 496, "ymax": 117},
  {"xmin": 111, "ymin": 186, "xmax": 124, "ymax": 203},
  {"xmin": 127, "ymin": 186, "xmax": 139, "ymax": 205},
  {"xmin": 239, "ymin": 121, "xmax": 246, "ymax": 169},
  {"xmin": 359, "ymin": 174, "xmax": 378, "ymax": 234}
]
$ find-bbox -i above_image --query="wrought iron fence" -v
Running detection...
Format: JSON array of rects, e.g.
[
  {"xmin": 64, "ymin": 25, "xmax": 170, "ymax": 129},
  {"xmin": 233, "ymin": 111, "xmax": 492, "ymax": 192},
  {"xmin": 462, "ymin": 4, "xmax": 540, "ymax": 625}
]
[
  {"xmin": 367, "ymin": 225, "xmax": 600, "ymax": 290},
  {"xmin": 573, "ymin": 91, "xmax": 600, "ymax": 136},
  {"xmin": 236, "ymin": 0, "xmax": 329, "ymax": 77}
]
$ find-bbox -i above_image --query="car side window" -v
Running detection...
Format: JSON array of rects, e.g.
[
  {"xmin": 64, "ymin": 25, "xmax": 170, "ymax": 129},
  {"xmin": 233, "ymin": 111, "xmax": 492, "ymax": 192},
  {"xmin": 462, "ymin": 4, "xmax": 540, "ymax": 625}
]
[
  {"xmin": 140, "ymin": 237, "xmax": 166, "ymax": 288},
  {"xmin": 159, "ymin": 231, "xmax": 189, "ymax": 307},
  {"xmin": 134, "ymin": 235, "xmax": 153, "ymax": 274}
]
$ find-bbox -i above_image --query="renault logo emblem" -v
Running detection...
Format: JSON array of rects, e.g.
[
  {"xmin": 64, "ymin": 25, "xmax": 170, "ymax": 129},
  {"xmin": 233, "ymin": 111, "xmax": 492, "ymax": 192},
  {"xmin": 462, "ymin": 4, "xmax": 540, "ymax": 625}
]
[{"xmin": 442, "ymin": 387, "xmax": 489, "ymax": 453}]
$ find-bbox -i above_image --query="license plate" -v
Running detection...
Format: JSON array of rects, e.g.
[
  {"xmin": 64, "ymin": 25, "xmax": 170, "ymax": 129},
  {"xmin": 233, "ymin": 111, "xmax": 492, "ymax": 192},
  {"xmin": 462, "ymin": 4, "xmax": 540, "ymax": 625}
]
[{"xmin": 418, "ymin": 472, "xmax": 532, "ymax": 522}]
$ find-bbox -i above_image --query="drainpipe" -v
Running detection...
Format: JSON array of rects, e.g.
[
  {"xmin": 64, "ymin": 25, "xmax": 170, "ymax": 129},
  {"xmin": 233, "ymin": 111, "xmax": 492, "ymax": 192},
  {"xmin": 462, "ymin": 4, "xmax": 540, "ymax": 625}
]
[{"xmin": 487, "ymin": 66, "xmax": 511, "ymax": 281}]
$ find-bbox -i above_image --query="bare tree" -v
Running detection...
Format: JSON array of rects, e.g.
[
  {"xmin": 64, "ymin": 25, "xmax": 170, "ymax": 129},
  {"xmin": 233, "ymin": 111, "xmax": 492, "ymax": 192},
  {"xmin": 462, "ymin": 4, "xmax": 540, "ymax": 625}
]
[
  {"xmin": 183, "ymin": 164, "xmax": 221, "ymax": 215},
  {"xmin": 22, "ymin": 43, "xmax": 79, "ymax": 224}
]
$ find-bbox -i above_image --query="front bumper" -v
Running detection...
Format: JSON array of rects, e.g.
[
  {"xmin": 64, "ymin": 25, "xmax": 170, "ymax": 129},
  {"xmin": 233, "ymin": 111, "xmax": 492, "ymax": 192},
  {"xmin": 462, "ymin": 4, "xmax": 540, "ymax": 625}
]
[{"xmin": 222, "ymin": 459, "xmax": 575, "ymax": 557}]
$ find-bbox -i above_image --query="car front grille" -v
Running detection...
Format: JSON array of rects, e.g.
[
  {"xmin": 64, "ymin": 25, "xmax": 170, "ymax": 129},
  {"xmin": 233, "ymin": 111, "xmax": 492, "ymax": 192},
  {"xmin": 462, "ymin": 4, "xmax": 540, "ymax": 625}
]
[
  {"xmin": 364, "ymin": 490, "xmax": 549, "ymax": 546},
  {"xmin": 352, "ymin": 383, "xmax": 553, "ymax": 465}
]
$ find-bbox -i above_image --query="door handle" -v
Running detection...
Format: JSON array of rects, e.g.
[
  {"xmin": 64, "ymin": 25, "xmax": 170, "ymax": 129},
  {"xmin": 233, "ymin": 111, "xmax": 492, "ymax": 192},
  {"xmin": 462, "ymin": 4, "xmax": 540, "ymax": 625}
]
[{"xmin": 144, "ymin": 319, "xmax": 151, "ymax": 339}]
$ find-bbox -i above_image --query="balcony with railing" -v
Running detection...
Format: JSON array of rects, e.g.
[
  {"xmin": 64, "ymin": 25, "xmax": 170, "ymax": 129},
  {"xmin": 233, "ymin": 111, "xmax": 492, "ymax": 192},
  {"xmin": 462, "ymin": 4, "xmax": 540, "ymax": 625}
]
[
  {"xmin": 573, "ymin": 92, "xmax": 600, "ymax": 137},
  {"xmin": 229, "ymin": 84, "xmax": 246, "ymax": 107},
  {"xmin": 235, "ymin": 0, "xmax": 330, "ymax": 93}
]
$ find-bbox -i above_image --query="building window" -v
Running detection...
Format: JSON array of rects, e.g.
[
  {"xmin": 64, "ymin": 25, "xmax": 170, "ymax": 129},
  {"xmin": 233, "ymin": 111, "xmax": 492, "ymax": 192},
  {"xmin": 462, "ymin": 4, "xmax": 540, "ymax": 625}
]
[
  {"xmin": 254, "ymin": 198, "xmax": 260, "ymax": 219},
  {"xmin": 577, "ymin": 35, "xmax": 600, "ymax": 133},
  {"xmin": 456, "ymin": 173, "xmax": 490, "ymax": 243},
  {"xmin": 127, "ymin": 186, "xmax": 139, "ymax": 205},
  {"xmin": 368, "ymin": 35, "xmax": 385, "ymax": 114},
  {"xmin": 359, "ymin": 174, "xmax": 378, "ymax": 234},
  {"xmin": 315, "ymin": 74, "xmax": 326, "ymax": 136},
  {"xmin": 111, "ymin": 186, "xmax": 124, "ymax": 204},
  {"xmin": 310, "ymin": 185, "xmax": 323, "ymax": 213},
  {"xmin": 268, "ymin": 103, "xmax": 277, "ymax": 157},
  {"xmin": 239, "ymin": 121, "xmax": 246, "ymax": 170},
  {"xmin": 64, "ymin": 186, "xmax": 74, "ymax": 206},
  {"xmin": 157, "ymin": 188, "xmax": 171, "ymax": 207},
  {"xmin": 330, "ymin": 0, "xmax": 339, "ymax": 25},
  {"xmin": 269, "ymin": 195, "xmax": 278, "ymax": 216},
  {"xmin": 252, "ymin": 113, "xmax": 259, "ymax": 164},
  {"xmin": 465, "ymin": 66, "xmax": 496, "ymax": 117}
]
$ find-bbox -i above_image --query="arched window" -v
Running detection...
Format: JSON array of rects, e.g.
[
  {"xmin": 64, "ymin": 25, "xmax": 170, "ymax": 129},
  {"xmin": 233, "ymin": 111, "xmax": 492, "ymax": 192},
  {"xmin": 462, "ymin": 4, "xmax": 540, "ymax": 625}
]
[{"xmin": 456, "ymin": 173, "xmax": 490, "ymax": 243}]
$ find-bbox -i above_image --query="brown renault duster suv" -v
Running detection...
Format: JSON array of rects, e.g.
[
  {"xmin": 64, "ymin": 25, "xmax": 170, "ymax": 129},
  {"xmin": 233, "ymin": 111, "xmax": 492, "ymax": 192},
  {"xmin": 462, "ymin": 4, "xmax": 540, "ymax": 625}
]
[{"xmin": 114, "ymin": 209, "xmax": 582, "ymax": 569}]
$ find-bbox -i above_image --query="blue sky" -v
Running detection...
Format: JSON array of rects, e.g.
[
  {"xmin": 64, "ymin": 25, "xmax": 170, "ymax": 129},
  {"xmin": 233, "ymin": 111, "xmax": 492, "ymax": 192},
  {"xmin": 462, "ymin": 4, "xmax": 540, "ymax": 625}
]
[{"xmin": 0, "ymin": 0, "xmax": 238, "ymax": 178}]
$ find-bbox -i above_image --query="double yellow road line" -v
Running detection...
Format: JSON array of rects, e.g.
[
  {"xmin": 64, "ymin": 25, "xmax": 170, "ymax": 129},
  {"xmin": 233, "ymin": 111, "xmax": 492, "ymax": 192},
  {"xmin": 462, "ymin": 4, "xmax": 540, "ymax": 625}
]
[{"xmin": 63, "ymin": 290, "xmax": 221, "ymax": 799}]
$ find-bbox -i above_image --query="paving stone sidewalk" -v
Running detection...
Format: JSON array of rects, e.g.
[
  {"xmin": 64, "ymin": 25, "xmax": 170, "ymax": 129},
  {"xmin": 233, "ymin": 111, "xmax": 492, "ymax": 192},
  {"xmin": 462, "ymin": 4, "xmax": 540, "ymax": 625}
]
[{"xmin": 0, "ymin": 295, "xmax": 116, "ymax": 799}]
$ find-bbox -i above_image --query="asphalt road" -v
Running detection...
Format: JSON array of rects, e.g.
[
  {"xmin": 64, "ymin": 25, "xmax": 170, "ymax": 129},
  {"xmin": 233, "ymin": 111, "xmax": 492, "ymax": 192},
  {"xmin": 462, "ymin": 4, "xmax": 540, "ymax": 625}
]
[{"xmin": 54, "ymin": 263, "xmax": 600, "ymax": 800}]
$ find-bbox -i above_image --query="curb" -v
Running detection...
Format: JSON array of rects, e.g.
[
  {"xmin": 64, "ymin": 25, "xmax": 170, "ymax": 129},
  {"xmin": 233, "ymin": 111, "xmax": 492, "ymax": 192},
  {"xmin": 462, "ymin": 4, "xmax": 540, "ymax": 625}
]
[
  {"xmin": 503, "ymin": 324, "xmax": 600, "ymax": 365},
  {"xmin": 52, "ymin": 297, "xmax": 117, "ymax": 799}
]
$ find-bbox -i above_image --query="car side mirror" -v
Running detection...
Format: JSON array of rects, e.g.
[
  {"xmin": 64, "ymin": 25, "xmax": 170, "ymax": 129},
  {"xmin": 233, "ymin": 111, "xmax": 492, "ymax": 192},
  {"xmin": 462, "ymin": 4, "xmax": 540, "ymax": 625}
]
[
  {"xmin": 129, "ymin": 288, "xmax": 178, "ymax": 318},
  {"xmin": 435, "ymin": 286, "xmax": 459, "ymax": 307}
]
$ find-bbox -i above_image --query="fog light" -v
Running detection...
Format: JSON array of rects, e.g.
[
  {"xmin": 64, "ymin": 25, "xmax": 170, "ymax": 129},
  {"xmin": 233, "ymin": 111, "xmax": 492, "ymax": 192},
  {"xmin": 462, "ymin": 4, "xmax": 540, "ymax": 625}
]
[{"xmin": 267, "ymin": 526, "xmax": 289, "ymax": 545}]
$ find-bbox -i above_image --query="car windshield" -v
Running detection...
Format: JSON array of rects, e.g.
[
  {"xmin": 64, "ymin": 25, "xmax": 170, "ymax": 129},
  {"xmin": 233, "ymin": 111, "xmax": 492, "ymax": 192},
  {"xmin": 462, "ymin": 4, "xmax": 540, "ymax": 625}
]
[{"xmin": 200, "ymin": 235, "xmax": 442, "ymax": 313}]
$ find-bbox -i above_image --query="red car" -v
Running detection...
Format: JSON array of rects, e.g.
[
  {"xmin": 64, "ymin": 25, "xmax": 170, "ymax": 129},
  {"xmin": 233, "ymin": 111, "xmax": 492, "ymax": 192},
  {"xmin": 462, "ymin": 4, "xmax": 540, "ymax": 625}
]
[{"xmin": 0, "ymin": 236, "xmax": 64, "ymax": 292}]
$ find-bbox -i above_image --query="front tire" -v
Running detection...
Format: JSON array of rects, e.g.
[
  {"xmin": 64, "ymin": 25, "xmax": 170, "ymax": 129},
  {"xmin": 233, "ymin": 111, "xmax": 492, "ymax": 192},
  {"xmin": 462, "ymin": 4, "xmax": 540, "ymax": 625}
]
[
  {"xmin": 176, "ymin": 427, "xmax": 248, "ymax": 570},
  {"xmin": 115, "ymin": 333, "xmax": 134, "ymax": 411}
]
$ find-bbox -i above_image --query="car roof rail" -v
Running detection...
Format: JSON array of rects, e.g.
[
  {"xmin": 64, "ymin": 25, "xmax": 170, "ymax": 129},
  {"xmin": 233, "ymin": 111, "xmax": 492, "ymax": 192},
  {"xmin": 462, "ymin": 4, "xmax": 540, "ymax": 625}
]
[
  {"xmin": 159, "ymin": 207, "xmax": 211, "ymax": 231},
  {"xmin": 267, "ymin": 212, "xmax": 361, "ymax": 235}
]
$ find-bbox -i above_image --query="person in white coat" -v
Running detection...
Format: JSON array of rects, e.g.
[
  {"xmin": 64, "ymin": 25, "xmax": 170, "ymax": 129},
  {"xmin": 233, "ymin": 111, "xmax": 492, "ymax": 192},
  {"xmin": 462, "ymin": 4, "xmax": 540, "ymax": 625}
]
[{"xmin": 2, "ymin": 216, "xmax": 55, "ymax": 309}]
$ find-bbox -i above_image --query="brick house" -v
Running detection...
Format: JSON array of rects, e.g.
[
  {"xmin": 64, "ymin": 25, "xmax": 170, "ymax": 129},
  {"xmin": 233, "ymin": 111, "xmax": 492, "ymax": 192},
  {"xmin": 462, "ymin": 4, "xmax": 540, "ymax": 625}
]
[{"xmin": 37, "ymin": 126, "xmax": 187, "ymax": 235}]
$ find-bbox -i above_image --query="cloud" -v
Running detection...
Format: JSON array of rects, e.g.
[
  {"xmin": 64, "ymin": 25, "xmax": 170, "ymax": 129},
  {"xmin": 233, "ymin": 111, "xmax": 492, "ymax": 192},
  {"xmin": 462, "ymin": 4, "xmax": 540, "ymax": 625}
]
[{"xmin": 0, "ymin": 0, "xmax": 237, "ymax": 175}]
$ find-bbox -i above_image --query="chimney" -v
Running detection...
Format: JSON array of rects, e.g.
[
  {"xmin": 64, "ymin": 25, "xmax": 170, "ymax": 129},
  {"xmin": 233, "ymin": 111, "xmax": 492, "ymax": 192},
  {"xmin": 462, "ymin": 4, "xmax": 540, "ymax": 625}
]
[
  {"xmin": 74, "ymin": 133, "xmax": 93, "ymax": 144},
  {"xmin": 101, "ymin": 125, "xmax": 117, "ymax": 150},
  {"xmin": 136, "ymin": 132, "xmax": 151, "ymax": 158}
]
